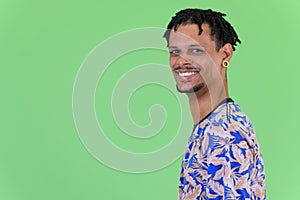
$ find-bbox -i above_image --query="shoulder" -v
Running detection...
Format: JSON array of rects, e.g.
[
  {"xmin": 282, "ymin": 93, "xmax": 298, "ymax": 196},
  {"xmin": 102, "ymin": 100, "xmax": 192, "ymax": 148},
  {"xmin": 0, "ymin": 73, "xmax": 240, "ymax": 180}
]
[{"xmin": 203, "ymin": 101, "xmax": 258, "ymax": 149}]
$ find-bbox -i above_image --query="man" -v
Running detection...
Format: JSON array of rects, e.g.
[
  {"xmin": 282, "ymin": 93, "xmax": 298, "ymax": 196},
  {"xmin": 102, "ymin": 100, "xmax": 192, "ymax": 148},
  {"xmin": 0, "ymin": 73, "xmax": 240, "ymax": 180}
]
[{"xmin": 163, "ymin": 9, "xmax": 266, "ymax": 199}]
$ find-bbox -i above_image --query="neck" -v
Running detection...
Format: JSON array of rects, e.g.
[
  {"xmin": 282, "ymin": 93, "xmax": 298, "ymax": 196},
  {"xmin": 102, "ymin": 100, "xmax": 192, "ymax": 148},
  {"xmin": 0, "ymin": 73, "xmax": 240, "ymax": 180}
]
[{"xmin": 187, "ymin": 85, "xmax": 229, "ymax": 124}]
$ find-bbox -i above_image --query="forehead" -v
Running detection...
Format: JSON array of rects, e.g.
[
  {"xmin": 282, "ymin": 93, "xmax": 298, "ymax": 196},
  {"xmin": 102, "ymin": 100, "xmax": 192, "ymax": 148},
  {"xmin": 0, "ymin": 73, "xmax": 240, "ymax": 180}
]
[{"xmin": 168, "ymin": 23, "xmax": 214, "ymax": 48}]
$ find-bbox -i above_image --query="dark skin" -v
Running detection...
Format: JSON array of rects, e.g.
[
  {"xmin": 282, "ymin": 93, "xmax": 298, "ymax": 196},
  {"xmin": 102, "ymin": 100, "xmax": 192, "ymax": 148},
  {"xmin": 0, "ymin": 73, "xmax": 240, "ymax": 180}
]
[{"xmin": 168, "ymin": 23, "xmax": 233, "ymax": 124}]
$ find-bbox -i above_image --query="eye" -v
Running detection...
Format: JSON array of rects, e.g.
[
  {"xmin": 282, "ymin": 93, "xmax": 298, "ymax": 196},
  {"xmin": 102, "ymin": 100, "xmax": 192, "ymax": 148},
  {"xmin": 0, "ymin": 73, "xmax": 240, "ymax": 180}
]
[
  {"xmin": 190, "ymin": 48, "xmax": 204, "ymax": 54},
  {"xmin": 169, "ymin": 49, "xmax": 180, "ymax": 55}
]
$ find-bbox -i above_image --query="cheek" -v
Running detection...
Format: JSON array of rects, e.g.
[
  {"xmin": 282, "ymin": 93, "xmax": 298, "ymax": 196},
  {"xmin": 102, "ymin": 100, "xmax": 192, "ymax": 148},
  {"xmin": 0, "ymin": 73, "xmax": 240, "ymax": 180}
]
[{"xmin": 169, "ymin": 56, "xmax": 177, "ymax": 68}]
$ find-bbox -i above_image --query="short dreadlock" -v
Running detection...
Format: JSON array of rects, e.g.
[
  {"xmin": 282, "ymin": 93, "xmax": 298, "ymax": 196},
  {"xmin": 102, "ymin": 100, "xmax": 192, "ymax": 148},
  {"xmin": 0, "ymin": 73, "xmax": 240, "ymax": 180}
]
[{"xmin": 163, "ymin": 8, "xmax": 241, "ymax": 51}]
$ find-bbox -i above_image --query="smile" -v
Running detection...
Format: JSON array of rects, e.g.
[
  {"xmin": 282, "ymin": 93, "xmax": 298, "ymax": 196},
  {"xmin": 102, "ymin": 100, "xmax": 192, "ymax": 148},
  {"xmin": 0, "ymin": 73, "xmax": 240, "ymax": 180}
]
[{"xmin": 178, "ymin": 71, "xmax": 198, "ymax": 77}]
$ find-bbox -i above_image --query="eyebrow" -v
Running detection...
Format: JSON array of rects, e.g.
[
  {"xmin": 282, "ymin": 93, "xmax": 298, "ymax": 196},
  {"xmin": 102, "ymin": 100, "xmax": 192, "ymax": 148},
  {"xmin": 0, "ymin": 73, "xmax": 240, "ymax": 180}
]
[{"xmin": 168, "ymin": 44, "xmax": 205, "ymax": 48}]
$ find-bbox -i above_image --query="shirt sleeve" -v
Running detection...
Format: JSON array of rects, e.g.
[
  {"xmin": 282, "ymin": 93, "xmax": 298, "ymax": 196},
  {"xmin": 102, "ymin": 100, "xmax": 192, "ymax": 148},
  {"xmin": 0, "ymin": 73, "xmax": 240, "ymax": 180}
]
[{"xmin": 202, "ymin": 121, "xmax": 265, "ymax": 199}]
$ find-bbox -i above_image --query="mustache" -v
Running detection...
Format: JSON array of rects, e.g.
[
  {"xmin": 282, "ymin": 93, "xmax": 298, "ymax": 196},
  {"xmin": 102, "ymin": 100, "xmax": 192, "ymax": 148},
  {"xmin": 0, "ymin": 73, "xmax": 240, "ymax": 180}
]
[{"xmin": 173, "ymin": 66, "xmax": 201, "ymax": 71}]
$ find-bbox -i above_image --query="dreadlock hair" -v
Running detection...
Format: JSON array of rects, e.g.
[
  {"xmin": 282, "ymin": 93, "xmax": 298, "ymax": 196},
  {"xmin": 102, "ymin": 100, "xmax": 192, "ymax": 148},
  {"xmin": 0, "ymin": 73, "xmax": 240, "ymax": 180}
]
[{"xmin": 163, "ymin": 8, "xmax": 241, "ymax": 51}]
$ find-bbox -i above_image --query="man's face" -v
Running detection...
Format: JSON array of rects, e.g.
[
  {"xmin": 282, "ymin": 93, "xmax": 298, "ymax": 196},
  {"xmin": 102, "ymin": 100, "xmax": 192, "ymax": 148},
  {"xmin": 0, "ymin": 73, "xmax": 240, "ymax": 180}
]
[{"xmin": 168, "ymin": 23, "xmax": 224, "ymax": 94}]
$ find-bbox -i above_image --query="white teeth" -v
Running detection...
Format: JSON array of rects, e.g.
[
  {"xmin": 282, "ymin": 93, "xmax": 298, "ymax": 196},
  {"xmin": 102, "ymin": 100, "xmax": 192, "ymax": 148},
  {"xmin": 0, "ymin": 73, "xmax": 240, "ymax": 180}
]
[{"xmin": 179, "ymin": 71, "xmax": 197, "ymax": 77}]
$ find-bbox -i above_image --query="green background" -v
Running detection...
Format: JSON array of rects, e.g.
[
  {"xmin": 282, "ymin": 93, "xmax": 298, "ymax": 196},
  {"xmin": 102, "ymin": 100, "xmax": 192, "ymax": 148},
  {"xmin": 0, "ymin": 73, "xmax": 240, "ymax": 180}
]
[{"xmin": 1, "ymin": 0, "xmax": 300, "ymax": 199}]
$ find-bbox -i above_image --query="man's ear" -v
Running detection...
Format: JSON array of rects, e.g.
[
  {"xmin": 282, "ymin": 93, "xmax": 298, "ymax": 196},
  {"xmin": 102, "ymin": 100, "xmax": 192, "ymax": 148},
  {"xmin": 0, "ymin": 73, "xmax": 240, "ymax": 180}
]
[{"xmin": 221, "ymin": 43, "xmax": 233, "ymax": 61}]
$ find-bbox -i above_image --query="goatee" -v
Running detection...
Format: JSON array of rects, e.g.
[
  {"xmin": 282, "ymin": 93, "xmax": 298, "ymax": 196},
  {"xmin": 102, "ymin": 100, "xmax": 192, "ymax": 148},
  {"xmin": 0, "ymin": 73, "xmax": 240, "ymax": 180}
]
[{"xmin": 176, "ymin": 83, "xmax": 204, "ymax": 93}]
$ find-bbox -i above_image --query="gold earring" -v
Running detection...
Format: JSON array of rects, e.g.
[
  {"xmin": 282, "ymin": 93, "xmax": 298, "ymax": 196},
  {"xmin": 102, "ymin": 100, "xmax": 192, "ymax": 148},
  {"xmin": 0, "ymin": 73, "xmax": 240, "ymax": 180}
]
[{"xmin": 222, "ymin": 60, "xmax": 229, "ymax": 68}]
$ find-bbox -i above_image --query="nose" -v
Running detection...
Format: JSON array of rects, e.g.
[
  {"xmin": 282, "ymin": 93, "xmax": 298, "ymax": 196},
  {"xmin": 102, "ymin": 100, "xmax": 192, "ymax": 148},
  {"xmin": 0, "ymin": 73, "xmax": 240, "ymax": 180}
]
[{"xmin": 176, "ymin": 55, "xmax": 192, "ymax": 67}]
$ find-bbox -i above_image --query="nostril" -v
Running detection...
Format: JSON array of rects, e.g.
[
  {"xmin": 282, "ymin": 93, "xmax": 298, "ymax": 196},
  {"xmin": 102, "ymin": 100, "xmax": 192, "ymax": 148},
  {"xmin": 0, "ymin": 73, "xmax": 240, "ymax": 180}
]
[{"xmin": 177, "ymin": 57, "xmax": 191, "ymax": 66}]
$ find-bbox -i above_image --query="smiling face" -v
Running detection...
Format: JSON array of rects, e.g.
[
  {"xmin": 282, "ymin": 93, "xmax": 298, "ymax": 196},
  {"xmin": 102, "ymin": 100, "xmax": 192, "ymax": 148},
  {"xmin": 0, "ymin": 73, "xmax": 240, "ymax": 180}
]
[{"xmin": 168, "ymin": 23, "xmax": 227, "ymax": 95}]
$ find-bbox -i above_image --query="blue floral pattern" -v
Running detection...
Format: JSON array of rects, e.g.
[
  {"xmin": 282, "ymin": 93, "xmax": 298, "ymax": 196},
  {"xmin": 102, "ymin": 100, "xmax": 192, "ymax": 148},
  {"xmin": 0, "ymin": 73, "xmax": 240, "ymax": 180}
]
[{"xmin": 179, "ymin": 99, "xmax": 265, "ymax": 199}]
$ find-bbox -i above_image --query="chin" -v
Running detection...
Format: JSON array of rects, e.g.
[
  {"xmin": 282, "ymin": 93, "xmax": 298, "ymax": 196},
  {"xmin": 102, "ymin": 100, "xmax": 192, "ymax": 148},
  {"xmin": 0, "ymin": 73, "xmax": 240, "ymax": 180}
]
[{"xmin": 176, "ymin": 83, "xmax": 205, "ymax": 93}]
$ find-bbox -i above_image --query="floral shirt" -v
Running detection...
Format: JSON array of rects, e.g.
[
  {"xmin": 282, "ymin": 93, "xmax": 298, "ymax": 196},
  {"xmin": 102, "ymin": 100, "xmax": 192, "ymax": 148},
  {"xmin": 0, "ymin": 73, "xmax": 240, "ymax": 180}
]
[{"xmin": 178, "ymin": 98, "xmax": 266, "ymax": 200}]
